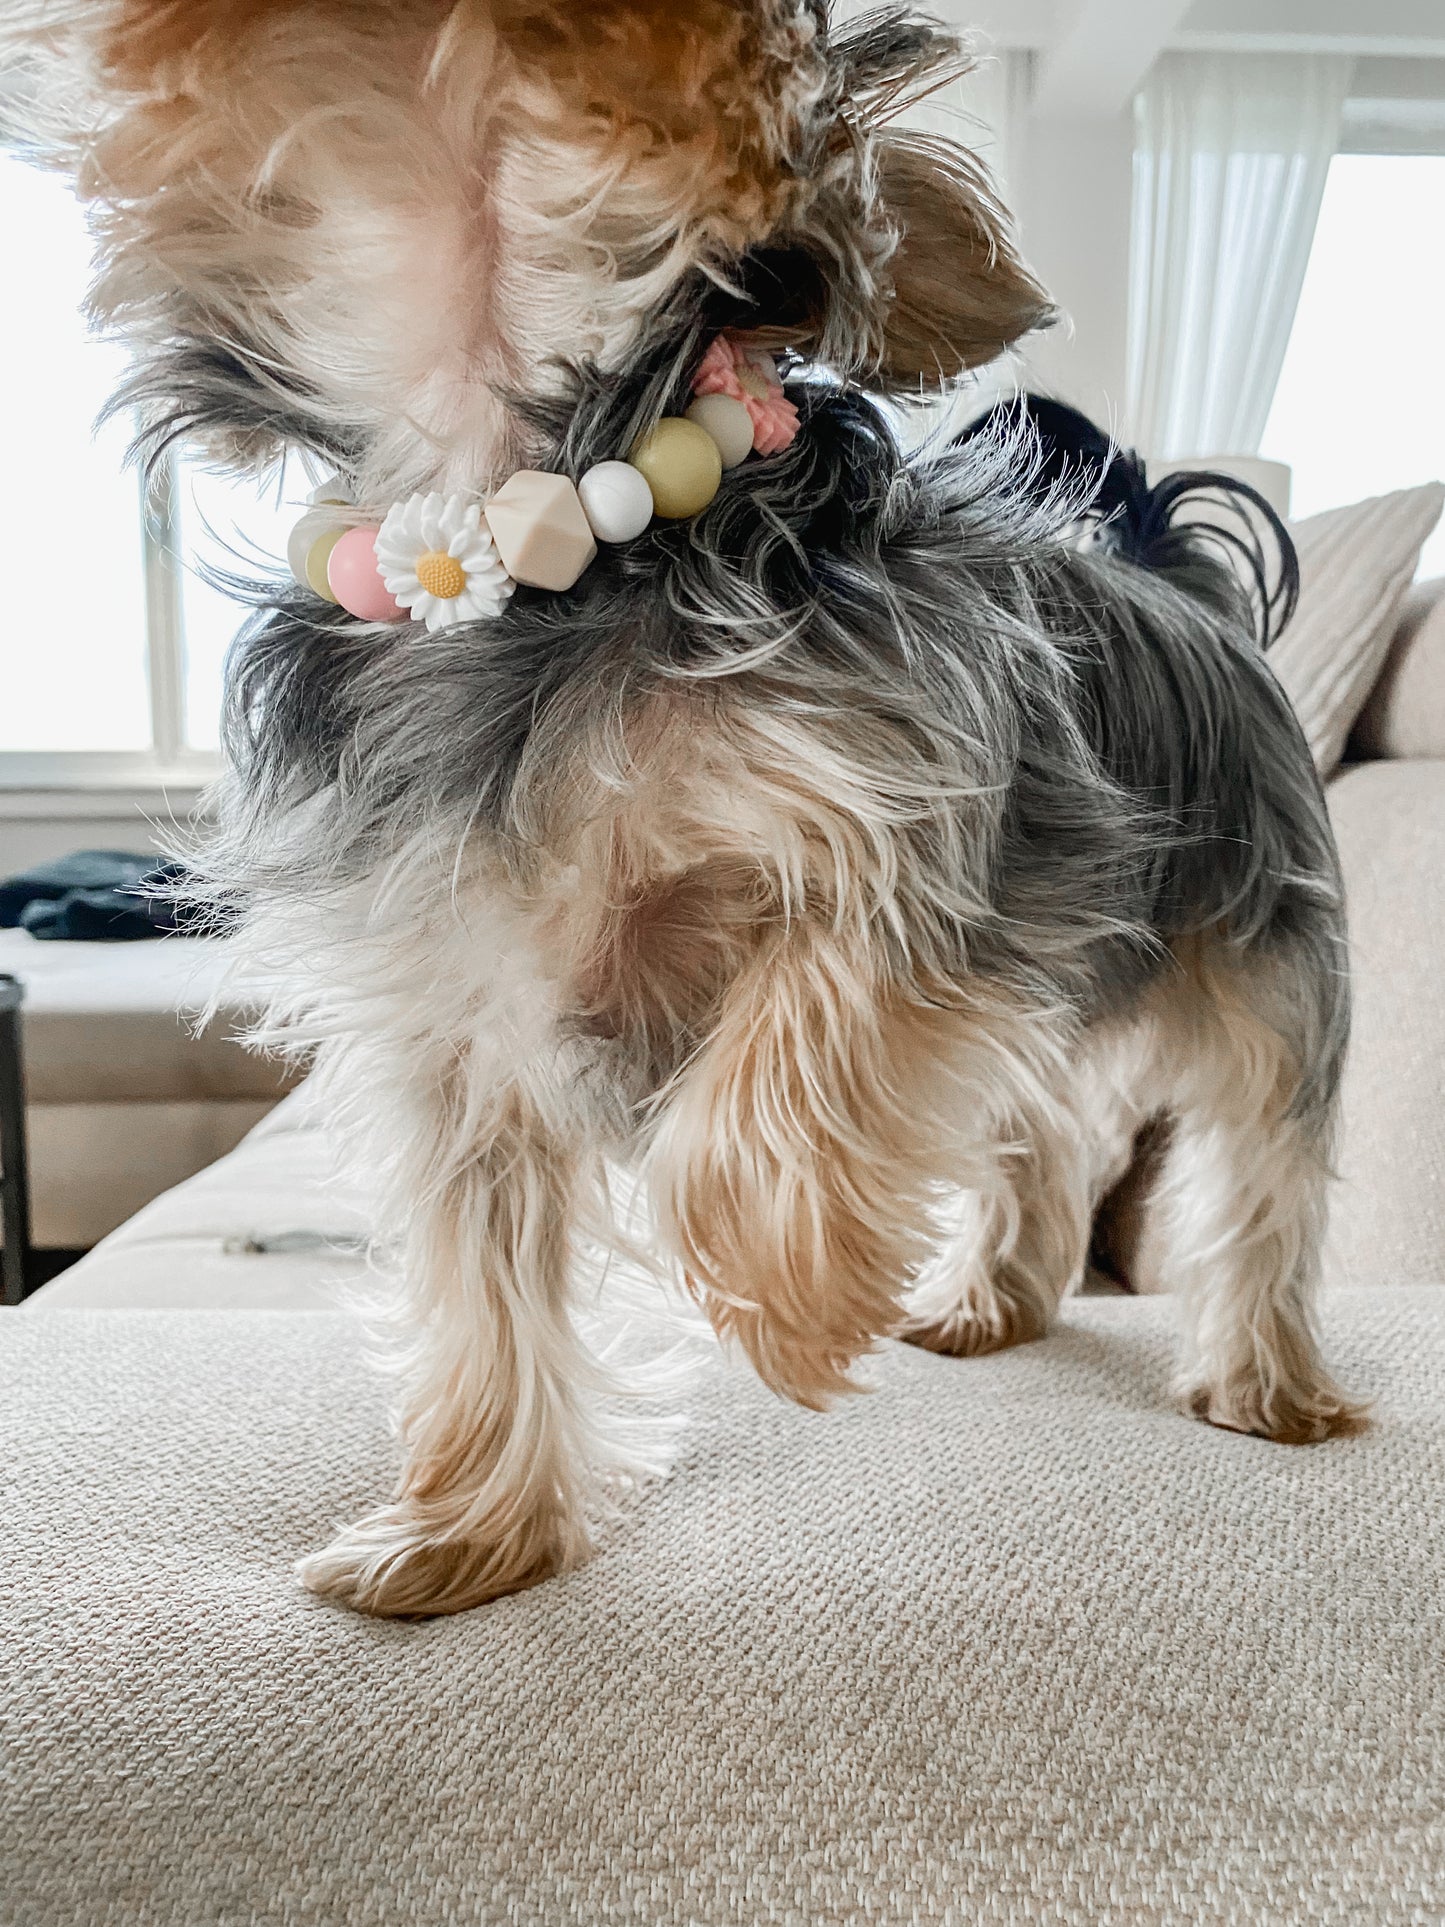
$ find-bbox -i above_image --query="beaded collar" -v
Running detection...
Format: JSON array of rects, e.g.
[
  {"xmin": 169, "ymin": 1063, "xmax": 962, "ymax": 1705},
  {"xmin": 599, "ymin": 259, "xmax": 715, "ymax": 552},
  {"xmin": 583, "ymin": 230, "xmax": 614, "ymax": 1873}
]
[{"xmin": 286, "ymin": 335, "xmax": 800, "ymax": 630}]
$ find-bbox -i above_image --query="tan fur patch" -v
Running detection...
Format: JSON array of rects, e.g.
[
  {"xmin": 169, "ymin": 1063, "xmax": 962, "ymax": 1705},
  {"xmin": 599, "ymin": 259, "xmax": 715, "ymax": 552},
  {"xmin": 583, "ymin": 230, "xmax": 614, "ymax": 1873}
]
[
  {"xmin": 655, "ymin": 934, "xmax": 965, "ymax": 1407},
  {"xmin": 493, "ymin": 0, "xmax": 821, "ymax": 246},
  {"xmin": 101, "ymin": 0, "xmax": 444, "ymax": 87}
]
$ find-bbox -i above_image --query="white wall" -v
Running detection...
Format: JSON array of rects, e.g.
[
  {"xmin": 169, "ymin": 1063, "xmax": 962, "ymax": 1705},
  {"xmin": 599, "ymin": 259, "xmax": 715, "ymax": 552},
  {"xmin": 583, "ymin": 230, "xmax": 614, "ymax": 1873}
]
[
  {"xmin": 1012, "ymin": 112, "xmax": 1136, "ymax": 426},
  {"xmin": 0, "ymin": 797, "xmax": 193, "ymax": 877},
  {"xmin": 936, "ymin": 52, "xmax": 1138, "ymax": 428}
]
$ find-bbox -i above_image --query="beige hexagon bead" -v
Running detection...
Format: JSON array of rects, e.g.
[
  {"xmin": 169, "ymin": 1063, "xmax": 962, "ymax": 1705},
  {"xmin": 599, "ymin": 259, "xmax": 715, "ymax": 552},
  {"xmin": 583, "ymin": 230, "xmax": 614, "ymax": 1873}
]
[{"xmin": 484, "ymin": 471, "xmax": 597, "ymax": 592}]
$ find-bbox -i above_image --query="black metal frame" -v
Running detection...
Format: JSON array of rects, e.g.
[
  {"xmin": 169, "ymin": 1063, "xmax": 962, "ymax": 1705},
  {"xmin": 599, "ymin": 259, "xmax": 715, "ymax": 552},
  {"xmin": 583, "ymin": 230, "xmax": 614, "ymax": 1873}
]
[{"xmin": 0, "ymin": 974, "xmax": 32, "ymax": 1307}]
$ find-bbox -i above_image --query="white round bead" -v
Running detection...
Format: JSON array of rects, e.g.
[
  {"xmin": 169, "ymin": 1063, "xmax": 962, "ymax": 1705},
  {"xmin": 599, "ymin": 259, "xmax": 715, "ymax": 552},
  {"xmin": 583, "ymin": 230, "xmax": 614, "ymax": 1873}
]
[
  {"xmin": 577, "ymin": 460, "xmax": 655, "ymax": 544},
  {"xmin": 686, "ymin": 393, "xmax": 754, "ymax": 469}
]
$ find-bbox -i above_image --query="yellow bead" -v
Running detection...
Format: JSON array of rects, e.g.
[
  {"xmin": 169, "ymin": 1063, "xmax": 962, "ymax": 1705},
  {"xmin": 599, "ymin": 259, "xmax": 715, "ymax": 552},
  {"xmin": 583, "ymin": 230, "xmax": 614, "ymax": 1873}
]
[
  {"xmin": 304, "ymin": 526, "xmax": 345, "ymax": 603},
  {"xmin": 629, "ymin": 418, "xmax": 722, "ymax": 520}
]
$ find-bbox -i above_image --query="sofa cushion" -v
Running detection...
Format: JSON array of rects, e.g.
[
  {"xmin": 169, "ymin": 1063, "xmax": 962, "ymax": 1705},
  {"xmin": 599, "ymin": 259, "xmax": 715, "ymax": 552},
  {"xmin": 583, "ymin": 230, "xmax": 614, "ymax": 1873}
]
[
  {"xmin": 1328, "ymin": 759, "xmax": 1445, "ymax": 1288},
  {"xmin": 0, "ymin": 929, "xmax": 293, "ymax": 1104},
  {"xmin": 2, "ymin": 1296, "xmax": 1441, "ymax": 1927},
  {"xmin": 1350, "ymin": 577, "xmax": 1445, "ymax": 761},
  {"xmin": 27, "ymin": 1097, "xmax": 279, "ymax": 1249},
  {"xmin": 31, "ymin": 1090, "xmax": 366, "ymax": 1307},
  {"xmin": 1269, "ymin": 482, "xmax": 1444, "ymax": 775}
]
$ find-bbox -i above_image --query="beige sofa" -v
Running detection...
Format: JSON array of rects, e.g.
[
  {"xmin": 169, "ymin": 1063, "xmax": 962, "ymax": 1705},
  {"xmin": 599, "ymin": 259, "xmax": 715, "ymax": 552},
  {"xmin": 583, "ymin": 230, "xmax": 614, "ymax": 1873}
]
[
  {"xmin": 4, "ymin": 587, "xmax": 1444, "ymax": 1926},
  {"xmin": 0, "ymin": 930, "xmax": 293, "ymax": 1249}
]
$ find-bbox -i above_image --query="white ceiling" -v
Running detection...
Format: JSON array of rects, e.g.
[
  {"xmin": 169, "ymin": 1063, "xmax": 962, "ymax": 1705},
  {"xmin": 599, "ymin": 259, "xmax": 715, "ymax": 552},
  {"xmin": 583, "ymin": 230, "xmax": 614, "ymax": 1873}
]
[
  {"xmin": 910, "ymin": 0, "xmax": 1445, "ymax": 122},
  {"xmin": 956, "ymin": 0, "xmax": 1445, "ymax": 64},
  {"xmin": 1031, "ymin": 0, "xmax": 1197, "ymax": 119}
]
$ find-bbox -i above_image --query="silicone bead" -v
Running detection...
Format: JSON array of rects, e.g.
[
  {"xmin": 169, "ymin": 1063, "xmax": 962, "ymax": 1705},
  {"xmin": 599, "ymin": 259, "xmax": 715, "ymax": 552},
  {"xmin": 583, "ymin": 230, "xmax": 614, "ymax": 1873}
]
[
  {"xmin": 287, "ymin": 507, "xmax": 344, "ymax": 587},
  {"xmin": 629, "ymin": 419, "xmax": 722, "ymax": 520},
  {"xmin": 304, "ymin": 526, "xmax": 345, "ymax": 603},
  {"xmin": 577, "ymin": 461, "xmax": 654, "ymax": 544},
  {"xmin": 326, "ymin": 525, "xmax": 405, "ymax": 622},
  {"xmin": 308, "ymin": 474, "xmax": 352, "ymax": 507},
  {"xmin": 484, "ymin": 471, "xmax": 598, "ymax": 592},
  {"xmin": 685, "ymin": 393, "xmax": 754, "ymax": 469}
]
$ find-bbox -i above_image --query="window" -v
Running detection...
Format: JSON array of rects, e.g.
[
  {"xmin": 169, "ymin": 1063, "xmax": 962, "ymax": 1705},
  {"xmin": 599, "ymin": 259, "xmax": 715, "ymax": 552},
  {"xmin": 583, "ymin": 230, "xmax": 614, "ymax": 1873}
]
[
  {"xmin": 1263, "ymin": 154, "xmax": 1445, "ymax": 579},
  {"xmin": 0, "ymin": 159, "xmax": 150, "ymax": 762},
  {"xmin": 173, "ymin": 464, "xmax": 296, "ymax": 755},
  {"xmin": 0, "ymin": 153, "xmax": 296, "ymax": 788}
]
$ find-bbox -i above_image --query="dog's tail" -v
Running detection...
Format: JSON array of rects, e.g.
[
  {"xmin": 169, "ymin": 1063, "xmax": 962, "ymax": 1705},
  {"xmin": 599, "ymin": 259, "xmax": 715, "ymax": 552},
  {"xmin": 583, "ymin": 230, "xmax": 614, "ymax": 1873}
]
[{"xmin": 959, "ymin": 394, "xmax": 1299, "ymax": 649}]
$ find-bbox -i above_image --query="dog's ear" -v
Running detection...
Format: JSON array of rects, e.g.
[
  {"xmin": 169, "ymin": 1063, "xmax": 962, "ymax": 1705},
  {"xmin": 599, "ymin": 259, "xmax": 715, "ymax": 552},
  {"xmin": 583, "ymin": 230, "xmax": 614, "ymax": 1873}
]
[
  {"xmin": 793, "ymin": 11, "xmax": 1051, "ymax": 386},
  {"xmin": 3, "ymin": 0, "xmax": 484, "ymax": 484},
  {"xmin": 873, "ymin": 134, "xmax": 1055, "ymax": 383}
]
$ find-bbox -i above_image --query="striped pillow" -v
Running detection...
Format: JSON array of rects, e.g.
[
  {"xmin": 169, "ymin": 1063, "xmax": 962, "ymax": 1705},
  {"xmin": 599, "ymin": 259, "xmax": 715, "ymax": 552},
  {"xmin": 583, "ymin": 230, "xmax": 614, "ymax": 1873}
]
[{"xmin": 1272, "ymin": 484, "xmax": 1445, "ymax": 776}]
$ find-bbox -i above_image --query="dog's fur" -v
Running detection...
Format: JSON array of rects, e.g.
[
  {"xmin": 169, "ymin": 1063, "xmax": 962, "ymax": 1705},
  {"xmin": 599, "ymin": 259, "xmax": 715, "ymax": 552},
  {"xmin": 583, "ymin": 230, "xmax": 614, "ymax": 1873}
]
[{"xmin": 4, "ymin": 0, "xmax": 1366, "ymax": 1617}]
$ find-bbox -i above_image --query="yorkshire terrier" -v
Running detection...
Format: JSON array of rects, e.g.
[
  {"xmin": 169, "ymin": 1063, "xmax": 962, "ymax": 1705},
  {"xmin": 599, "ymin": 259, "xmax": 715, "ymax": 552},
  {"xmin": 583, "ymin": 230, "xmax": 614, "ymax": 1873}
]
[{"xmin": 5, "ymin": 0, "xmax": 1366, "ymax": 1617}]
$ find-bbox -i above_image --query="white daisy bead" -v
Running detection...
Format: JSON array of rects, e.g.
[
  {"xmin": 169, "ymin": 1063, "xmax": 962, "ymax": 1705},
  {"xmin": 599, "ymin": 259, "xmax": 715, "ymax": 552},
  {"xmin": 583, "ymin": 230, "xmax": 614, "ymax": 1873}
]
[
  {"xmin": 577, "ymin": 460, "xmax": 655, "ymax": 544},
  {"xmin": 375, "ymin": 491, "xmax": 514, "ymax": 632}
]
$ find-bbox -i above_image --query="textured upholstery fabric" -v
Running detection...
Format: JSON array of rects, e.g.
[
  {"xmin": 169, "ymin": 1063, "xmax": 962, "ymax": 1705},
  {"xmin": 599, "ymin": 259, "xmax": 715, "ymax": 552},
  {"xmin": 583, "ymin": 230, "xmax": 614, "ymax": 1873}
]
[
  {"xmin": 27, "ymin": 1097, "xmax": 277, "ymax": 1248},
  {"xmin": 2, "ymin": 1299, "xmax": 1443, "ymax": 1927},
  {"xmin": 1328, "ymin": 760, "xmax": 1445, "ymax": 1290},
  {"xmin": 1270, "ymin": 484, "xmax": 1445, "ymax": 776},
  {"xmin": 1351, "ymin": 577, "xmax": 1445, "ymax": 762}
]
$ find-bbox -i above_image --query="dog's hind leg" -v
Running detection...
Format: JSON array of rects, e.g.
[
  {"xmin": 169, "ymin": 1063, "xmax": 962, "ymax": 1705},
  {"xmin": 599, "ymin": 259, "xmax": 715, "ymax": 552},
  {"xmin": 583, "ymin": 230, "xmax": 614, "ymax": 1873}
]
[
  {"xmin": 1128, "ymin": 942, "xmax": 1368, "ymax": 1443},
  {"xmin": 900, "ymin": 1116, "xmax": 1094, "ymax": 1358},
  {"xmin": 299, "ymin": 1062, "xmax": 623, "ymax": 1617},
  {"xmin": 900, "ymin": 1014, "xmax": 1142, "ymax": 1358}
]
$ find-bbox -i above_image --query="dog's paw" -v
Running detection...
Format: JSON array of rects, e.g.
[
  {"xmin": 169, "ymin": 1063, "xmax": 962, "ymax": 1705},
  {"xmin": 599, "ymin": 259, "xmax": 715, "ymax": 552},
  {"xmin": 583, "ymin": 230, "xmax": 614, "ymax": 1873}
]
[
  {"xmin": 298, "ymin": 1504, "xmax": 563, "ymax": 1618},
  {"xmin": 899, "ymin": 1292, "xmax": 1049, "ymax": 1360},
  {"xmin": 1181, "ymin": 1373, "xmax": 1372, "ymax": 1445}
]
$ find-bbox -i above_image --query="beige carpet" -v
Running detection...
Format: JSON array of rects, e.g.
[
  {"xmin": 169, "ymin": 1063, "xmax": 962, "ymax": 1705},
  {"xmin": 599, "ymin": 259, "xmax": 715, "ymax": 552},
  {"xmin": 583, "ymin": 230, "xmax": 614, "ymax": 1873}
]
[{"xmin": 3, "ymin": 1294, "xmax": 1443, "ymax": 1926}]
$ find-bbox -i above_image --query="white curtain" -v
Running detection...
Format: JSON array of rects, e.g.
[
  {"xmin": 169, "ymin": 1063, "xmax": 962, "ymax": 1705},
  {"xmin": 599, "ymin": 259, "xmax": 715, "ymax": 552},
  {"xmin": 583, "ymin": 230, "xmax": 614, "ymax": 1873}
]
[{"xmin": 1127, "ymin": 53, "xmax": 1353, "ymax": 462}]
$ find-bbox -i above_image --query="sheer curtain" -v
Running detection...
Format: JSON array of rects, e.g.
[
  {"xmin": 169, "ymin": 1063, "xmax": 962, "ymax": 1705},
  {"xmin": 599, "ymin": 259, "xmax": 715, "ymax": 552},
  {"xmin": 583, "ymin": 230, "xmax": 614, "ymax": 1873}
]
[{"xmin": 1127, "ymin": 53, "xmax": 1354, "ymax": 462}]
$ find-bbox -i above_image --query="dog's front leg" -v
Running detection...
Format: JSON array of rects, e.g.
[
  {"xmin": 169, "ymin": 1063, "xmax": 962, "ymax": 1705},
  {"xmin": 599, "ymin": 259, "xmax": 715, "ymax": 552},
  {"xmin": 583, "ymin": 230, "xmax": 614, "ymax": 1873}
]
[{"xmin": 299, "ymin": 1073, "xmax": 604, "ymax": 1617}]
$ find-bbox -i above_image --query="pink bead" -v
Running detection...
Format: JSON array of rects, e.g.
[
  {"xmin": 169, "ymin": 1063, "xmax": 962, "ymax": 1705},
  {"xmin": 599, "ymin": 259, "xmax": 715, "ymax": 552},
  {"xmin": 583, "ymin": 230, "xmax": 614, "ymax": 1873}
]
[{"xmin": 326, "ymin": 526, "xmax": 404, "ymax": 623}]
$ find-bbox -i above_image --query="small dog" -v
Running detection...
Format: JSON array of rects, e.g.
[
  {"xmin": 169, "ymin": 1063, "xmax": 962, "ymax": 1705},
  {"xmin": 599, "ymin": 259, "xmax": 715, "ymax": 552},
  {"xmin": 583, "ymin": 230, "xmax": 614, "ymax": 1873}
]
[{"xmin": 6, "ymin": 0, "xmax": 1365, "ymax": 1617}]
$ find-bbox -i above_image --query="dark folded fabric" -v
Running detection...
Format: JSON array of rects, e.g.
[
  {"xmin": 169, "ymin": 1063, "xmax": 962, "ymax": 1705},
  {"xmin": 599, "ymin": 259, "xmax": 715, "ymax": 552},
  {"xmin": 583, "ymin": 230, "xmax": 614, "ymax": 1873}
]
[{"xmin": 0, "ymin": 851, "xmax": 213, "ymax": 943}]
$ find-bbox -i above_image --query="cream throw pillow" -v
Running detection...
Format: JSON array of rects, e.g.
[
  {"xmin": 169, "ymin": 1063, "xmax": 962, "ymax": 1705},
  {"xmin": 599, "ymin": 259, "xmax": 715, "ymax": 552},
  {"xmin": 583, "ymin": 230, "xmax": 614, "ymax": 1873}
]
[
  {"xmin": 1271, "ymin": 483, "xmax": 1445, "ymax": 776},
  {"xmin": 1350, "ymin": 577, "xmax": 1445, "ymax": 761}
]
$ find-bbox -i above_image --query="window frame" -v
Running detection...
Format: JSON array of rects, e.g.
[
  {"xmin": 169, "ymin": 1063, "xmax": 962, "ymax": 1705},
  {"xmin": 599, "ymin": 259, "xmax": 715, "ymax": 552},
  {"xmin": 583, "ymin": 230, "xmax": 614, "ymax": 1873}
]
[{"xmin": 0, "ymin": 449, "xmax": 224, "ymax": 797}]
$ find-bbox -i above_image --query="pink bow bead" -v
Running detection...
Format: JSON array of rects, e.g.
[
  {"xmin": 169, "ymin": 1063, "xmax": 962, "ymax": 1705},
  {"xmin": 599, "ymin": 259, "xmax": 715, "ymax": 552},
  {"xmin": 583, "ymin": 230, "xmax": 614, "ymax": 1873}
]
[{"xmin": 693, "ymin": 335, "xmax": 800, "ymax": 458}]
